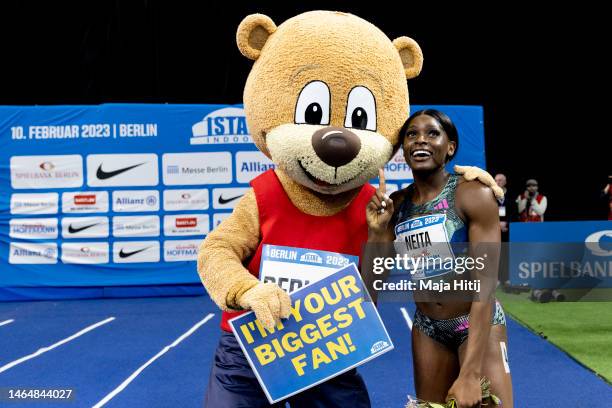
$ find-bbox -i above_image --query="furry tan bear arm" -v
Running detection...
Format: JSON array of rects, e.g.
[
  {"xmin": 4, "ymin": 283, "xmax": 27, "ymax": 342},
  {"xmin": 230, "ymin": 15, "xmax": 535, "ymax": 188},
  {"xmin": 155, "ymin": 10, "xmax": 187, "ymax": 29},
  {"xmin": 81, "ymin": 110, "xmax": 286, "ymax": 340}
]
[
  {"xmin": 454, "ymin": 165, "xmax": 504, "ymax": 200},
  {"xmin": 197, "ymin": 189, "xmax": 261, "ymax": 311}
]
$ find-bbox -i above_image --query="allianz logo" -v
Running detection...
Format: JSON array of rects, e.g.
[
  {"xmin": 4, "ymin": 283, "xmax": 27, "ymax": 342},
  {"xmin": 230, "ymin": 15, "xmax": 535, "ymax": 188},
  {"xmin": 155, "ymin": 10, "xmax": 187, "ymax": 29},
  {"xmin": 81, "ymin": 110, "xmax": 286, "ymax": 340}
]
[
  {"xmin": 12, "ymin": 247, "xmax": 56, "ymax": 259},
  {"xmin": 115, "ymin": 196, "xmax": 157, "ymax": 206},
  {"xmin": 370, "ymin": 340, "xmax": 389, "ymax": 354},
  {"xmin": 240, "ymin": 161, "xmax": 275, "ymax": 173},
  {"xmin": 191, "ymin": 107, "xmax": 252, "ymax": 145},
  {"xmin": 300, "ymin": 252, "xmax": 323, "ymax": 264}
]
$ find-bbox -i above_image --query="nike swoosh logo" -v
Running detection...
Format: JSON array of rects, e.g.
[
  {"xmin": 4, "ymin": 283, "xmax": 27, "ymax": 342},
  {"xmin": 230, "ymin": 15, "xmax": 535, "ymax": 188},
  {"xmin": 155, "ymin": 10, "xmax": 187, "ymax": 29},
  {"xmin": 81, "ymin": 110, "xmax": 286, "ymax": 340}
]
[
  {"xmin": 68, "ymin": 223, "xmax": 100, "ymax": 234},
  {"xmin": 218, "ymin": 194, "xmax": 244, "ymax": 205},
  {"xmin": 96, "ymin": 162, "xmax": 146, "ymax": 180},
  {"xmin": 119, "ymin": 247, "xmax": 150, "ymax": 258}
]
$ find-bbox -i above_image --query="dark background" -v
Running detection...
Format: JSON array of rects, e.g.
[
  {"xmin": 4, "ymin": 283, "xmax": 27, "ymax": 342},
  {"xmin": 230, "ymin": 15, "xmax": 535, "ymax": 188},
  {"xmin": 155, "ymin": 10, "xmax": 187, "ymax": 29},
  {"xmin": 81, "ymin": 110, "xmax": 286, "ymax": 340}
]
[{"xmin": 0, "ymin": 1, "xmax": 608, "ymax": 220}]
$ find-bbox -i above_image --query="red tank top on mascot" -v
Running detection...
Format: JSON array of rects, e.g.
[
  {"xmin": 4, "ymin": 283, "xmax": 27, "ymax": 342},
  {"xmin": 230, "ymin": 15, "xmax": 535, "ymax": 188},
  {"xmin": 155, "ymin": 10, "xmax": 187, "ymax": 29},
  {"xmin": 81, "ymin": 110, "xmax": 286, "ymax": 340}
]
[{"xmin": 220, "ymin": 170, "xmax": 375, "ymax": 331}]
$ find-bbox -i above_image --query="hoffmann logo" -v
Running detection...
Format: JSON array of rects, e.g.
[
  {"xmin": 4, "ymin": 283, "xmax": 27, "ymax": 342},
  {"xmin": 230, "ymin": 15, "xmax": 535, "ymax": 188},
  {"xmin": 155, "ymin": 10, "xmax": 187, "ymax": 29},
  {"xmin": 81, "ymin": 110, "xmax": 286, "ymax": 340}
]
[
  {"xmin": 163, "ymin": 240, "xmax": 201, "ymax": 262},
  {"xmin": 383, "ymin": 150, "xmax": 413, "ymax": 180}
]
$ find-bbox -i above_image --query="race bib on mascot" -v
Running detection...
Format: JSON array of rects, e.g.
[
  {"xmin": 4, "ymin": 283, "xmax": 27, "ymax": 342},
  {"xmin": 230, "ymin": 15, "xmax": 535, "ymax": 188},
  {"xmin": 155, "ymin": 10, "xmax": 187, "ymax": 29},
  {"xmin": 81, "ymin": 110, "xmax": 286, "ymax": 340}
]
[{"xmin": 259, "ymin": 244, "xmax": 358, "ymax": 293}]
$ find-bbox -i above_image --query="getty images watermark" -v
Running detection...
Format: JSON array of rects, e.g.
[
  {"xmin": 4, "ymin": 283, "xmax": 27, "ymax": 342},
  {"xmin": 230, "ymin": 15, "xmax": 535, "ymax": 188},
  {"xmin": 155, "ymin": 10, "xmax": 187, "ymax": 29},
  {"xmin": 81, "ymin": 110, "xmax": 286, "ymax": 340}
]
[
  {"xmin": 360, "ymin": 241, "xmax": 612, "ymax": 302},
  {"xmin": 360, "ymin": 242, "xmax": 501, "ymax": 303},
  {"xmin": 370, "ymin": 253, "xmax": 487, "ymax": 293}
]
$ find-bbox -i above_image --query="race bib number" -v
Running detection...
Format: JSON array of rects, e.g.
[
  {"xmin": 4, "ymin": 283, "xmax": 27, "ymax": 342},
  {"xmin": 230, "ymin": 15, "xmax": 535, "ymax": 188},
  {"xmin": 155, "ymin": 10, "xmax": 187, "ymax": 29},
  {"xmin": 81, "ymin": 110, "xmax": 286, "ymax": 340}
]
[
  {"xmin": 259, "ymin": 245, "xmax": 358, "ymax": 293},
  {"xmin": 394, "ymin": 214, "xmax": 455, "ymax": 279},
  {"xmin": 498, "ymin": 206, "xmax": 506, "ymax": 217}
]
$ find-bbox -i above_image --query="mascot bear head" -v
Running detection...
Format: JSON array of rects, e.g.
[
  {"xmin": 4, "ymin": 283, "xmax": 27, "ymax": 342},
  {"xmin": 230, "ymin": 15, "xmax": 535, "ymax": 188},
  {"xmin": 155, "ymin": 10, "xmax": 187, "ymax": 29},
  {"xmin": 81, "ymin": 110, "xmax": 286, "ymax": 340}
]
[{"xmin": 237, "ymin": 10, "xmax": 423, "ymax": 194}]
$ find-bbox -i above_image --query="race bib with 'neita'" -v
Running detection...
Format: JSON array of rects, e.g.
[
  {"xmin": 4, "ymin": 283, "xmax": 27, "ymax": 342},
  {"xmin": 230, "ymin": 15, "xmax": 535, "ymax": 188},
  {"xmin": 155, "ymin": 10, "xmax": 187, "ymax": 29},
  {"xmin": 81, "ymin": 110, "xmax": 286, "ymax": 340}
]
[{"xmin": 394, "ymin": 214, "xmax": 456, "ymax": 279}]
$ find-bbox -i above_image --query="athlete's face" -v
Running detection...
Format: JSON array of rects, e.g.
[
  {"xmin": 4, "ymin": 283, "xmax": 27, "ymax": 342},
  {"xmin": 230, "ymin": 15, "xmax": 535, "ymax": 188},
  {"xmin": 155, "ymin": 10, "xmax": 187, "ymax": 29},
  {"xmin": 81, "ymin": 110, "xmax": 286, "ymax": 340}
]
[{"xmin": 402, "ymin": 115, "xmax": 455, "ymax": 172}]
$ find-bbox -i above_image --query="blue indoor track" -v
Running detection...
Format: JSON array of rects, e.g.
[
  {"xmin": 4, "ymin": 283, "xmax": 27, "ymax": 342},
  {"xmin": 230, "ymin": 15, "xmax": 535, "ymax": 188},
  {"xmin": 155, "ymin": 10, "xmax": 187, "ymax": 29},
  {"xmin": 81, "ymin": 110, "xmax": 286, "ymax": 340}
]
[{"xmin": 1, "ymin": 296, "xmax": 610, "ymax": 407}]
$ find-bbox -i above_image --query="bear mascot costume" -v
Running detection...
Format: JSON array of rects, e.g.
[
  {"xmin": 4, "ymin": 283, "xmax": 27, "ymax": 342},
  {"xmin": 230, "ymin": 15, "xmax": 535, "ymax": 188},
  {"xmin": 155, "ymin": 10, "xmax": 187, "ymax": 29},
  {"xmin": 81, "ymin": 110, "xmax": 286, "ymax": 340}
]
[{"xmin": 197, "ymin": 10, "xmax": 501, "ymax": 407}]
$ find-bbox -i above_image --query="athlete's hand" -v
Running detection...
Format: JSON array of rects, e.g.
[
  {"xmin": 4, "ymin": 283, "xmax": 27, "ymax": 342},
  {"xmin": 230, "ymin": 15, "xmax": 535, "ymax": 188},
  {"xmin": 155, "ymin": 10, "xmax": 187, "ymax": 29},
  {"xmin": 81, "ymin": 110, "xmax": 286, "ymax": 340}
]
[
  {"xmin": 237, "ymin": 282, "xmax": 291, "ymax": 331},
  {"xmin": 366, "ymin": 169, "xmax": 394, "ymax": 236},
  {"xmin": 446, "ymin": 374, "xmax": 482, "ymax": 408}
]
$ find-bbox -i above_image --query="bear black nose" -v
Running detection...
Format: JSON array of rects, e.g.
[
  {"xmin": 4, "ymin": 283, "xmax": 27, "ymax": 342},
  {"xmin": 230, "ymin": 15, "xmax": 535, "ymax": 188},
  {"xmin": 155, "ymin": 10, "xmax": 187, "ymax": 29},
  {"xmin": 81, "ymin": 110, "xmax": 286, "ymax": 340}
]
[{"xmin": 311, "ymin": 127, "xmax": 361, "ymax": 168}]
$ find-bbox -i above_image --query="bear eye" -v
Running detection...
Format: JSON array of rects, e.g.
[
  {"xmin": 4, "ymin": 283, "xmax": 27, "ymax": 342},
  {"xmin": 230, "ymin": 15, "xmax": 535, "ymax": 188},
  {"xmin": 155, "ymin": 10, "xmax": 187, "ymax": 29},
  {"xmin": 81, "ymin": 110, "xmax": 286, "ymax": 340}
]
[
  {"xmin": 344, "ymin": 86, "xmax": 376, "ymax": 131},
  {"xmin": 295, "ymin": 81, "xmax": 330, "ymax": 125}
]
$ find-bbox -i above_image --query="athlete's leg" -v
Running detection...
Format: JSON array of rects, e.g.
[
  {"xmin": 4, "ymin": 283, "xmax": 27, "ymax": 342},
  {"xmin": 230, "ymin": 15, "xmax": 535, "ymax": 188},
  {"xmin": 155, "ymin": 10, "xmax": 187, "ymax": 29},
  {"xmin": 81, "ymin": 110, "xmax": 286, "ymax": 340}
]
[{"xmin": 412, "ymin": 326, "xmax": 460, "ymax": 402}]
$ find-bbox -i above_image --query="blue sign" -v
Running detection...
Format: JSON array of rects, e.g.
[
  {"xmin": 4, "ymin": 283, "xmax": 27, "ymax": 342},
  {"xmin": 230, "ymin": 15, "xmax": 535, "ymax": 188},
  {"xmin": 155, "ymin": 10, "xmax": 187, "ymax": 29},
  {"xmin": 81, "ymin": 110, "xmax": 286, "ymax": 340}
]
[
  {"xmin": 229, "ymin": 263, "xmax": 393, "ymax": 403},
  {"xmin": 509, "ymin": 221, "xmax": 612, "ymax": 288},
  {"xmin": 0, "ymin": 104, "xmax": 485, "ymax": 300}
]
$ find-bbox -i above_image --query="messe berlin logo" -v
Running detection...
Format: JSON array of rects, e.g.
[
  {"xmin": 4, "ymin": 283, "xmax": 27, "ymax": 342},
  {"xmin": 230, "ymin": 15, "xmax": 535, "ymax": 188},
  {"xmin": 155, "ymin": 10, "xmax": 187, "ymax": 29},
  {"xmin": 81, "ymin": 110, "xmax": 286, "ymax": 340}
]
[
  {"xmin": 585, "ymin": 230, "xmax": 612, "ymax": 257},
  {"xmin": 191, "ymin": 107, "xmax": 252, "ymax": 145}
]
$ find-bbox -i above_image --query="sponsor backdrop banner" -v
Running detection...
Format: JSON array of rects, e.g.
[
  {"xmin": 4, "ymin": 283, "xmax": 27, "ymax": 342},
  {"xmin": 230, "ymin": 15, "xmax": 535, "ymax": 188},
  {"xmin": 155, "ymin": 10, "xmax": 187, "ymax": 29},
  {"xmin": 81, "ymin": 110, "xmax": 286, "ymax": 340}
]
[
  {"xmin": 509, "ymin": 221, "xmax": 612, "ymax": 289},
  {"xmin": 0, "ymin": 104, "xmax": 485, "ymax": 298}
]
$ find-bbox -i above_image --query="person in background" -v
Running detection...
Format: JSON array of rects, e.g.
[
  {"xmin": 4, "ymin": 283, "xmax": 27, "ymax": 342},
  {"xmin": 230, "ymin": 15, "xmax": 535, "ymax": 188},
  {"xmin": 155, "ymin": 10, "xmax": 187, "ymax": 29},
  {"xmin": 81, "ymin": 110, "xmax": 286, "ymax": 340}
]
[
  {"xmin": 495, "ymin": 174, "xmax": 509, "ymax": 237},
  {"xmin": 495, "ymin": 173, "xmax": 511, "ymax": 288},
  {"xmin": 515, "ymin": 180, "xmax": 562, "ymax": 301},
  {"xmin": 516, "ymin": 179, "xmax": 546, "ymax": 222},
  {"xmin": 602, "ymin": 175, "xmax": 612, "ymax": 220}
]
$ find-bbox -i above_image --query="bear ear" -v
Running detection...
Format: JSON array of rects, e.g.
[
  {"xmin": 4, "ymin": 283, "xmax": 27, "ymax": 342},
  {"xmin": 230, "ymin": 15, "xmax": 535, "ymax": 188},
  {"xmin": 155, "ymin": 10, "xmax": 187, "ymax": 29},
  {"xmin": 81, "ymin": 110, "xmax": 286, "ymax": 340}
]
[
  {"xmin": 392, "ymin": 37, "xmax": 423, "ymax": 79},
  {"xmin": 236, "ymin": 14, "xmax": 277, "ymax": 60}
]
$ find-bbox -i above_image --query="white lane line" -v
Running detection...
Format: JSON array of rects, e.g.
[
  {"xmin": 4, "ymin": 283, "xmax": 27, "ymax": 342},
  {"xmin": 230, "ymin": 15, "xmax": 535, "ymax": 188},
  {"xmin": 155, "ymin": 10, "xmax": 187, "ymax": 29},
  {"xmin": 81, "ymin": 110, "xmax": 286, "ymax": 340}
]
[
  {"xmin": 400, "ymin": 307, "xmax": 413, "ymax": 330},
  {"xmin": 92, "ymin": 313, "xmax": 215, "ymax": 408},
  {"xmin": 0, "ymin": 319, "xmax": 15, "ymax": 327},
  {"xmin": 0, "ymin": 317, "xmax": 115, "ymax": 374}
]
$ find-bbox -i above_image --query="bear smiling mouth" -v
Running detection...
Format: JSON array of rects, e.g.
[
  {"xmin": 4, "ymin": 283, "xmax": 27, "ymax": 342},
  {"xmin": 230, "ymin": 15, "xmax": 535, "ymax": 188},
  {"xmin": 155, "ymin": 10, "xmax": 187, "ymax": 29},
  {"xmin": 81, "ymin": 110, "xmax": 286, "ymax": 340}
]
[{"xmin": 297, "ymin": 160, "xmax": 361, "ymax": 187}]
